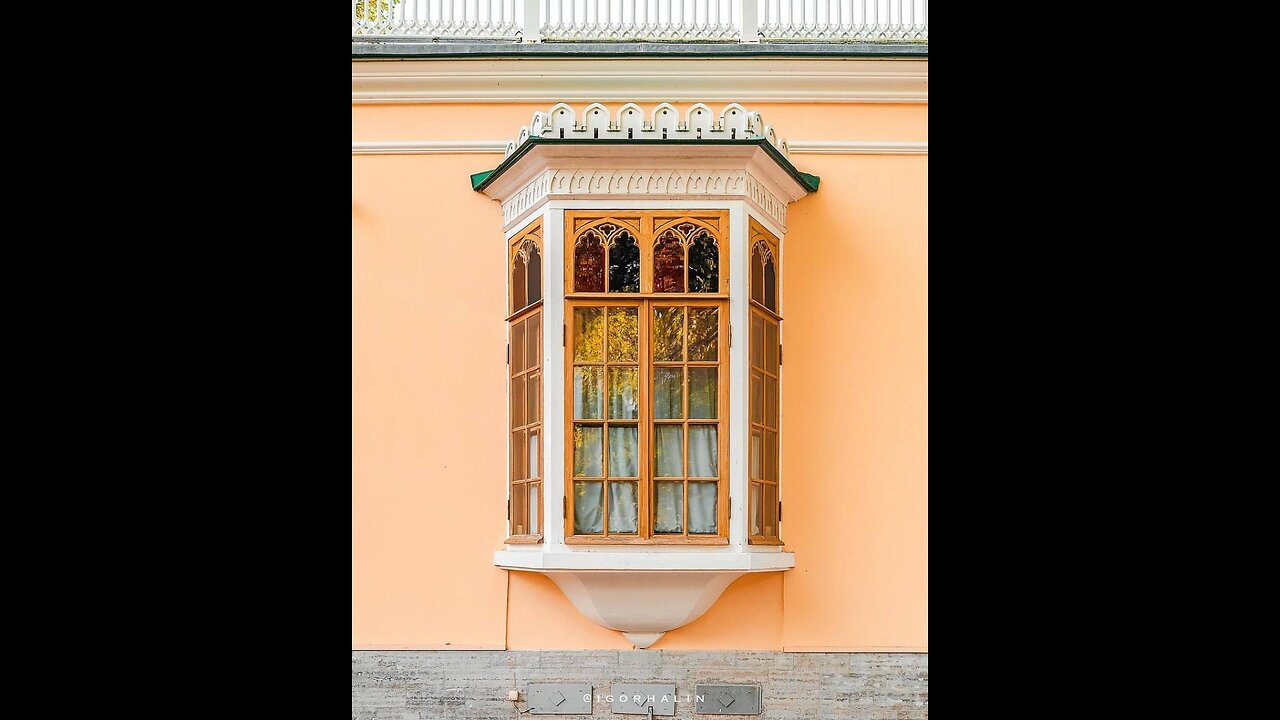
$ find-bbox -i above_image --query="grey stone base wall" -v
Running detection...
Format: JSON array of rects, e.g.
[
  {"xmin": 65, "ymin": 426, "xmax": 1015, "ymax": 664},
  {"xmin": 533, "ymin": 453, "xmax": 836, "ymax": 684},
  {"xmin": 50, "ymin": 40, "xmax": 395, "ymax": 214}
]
[{"xmin": 352, "ymin": 650, "xmax": 928, "ymax": 719}]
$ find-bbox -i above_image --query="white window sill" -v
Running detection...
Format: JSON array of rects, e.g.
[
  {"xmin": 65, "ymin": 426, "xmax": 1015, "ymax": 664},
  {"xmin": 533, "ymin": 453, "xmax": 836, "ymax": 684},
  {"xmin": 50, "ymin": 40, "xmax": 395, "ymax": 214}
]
[{"xmin": 494, "ymin": 547, "xmax": 794, "ymax": 572}]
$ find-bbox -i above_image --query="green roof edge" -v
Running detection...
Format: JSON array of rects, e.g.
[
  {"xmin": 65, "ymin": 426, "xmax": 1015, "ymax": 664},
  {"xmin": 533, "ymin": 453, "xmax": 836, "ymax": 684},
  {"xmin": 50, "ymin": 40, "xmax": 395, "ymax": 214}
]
[{"xmin": 469, "ymin": 137, "xmax": 820, "ymax": 194}]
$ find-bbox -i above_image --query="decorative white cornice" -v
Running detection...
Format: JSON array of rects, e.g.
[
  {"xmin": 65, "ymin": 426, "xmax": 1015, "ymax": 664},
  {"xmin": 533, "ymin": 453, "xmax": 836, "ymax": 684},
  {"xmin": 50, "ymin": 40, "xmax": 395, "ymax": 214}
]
[
  {"xmin": 352, "ymin": 58, "xmax": 928, "ymax": 104},
  {"xmin": 500, "ymin": 168, "xmax": 787, "ymax": 230},
  {"xmin": 352, "ymin": 139, "xmax": 928, "ymax": 156},
  {"xmin": 503, "ymin": 102, "xmax": 792, "ymax": 159}
]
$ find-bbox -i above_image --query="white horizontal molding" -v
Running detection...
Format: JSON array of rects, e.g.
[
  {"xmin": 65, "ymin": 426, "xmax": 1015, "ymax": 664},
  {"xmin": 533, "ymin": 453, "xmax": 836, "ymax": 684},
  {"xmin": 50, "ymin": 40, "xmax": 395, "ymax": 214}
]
[
  {"xmin": 787, "ymin": 140, "xmax": 928, "ymax": 155},
  {"xmin": 353, "ymin": 139, "xmax": 927, "ymax": 156},
  {"xmin": 351, "ymin": 140, "xmax": 508, "ymax": 154},
  {"xmin": 352, "ymin": 58, "xmax": 928, "ymax": 104},
  {"xmin": 494, "ymin": 549, "xmax": 795, "ymax": 572}
]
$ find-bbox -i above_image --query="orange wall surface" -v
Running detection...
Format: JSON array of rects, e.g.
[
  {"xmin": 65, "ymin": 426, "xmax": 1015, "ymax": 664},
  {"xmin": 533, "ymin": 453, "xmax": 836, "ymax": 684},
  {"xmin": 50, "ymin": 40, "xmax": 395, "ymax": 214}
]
[{"xmin": 352, "ymin": 101, "xmax": 927, "ymax": 651}]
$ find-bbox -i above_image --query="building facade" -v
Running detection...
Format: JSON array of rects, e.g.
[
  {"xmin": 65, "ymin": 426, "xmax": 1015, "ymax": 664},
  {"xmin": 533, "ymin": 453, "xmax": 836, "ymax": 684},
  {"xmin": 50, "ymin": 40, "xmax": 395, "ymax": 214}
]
[{"xmin": 353, "ymin": 4, "xmax": 927, "ymax": 717}]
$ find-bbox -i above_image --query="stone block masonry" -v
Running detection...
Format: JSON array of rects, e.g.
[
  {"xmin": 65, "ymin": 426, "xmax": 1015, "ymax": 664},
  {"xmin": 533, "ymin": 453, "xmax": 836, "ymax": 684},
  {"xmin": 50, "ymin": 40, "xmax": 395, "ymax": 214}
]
[{"xmin": 352, "ymin": 650, "xmax": 927, "ymax": 719}]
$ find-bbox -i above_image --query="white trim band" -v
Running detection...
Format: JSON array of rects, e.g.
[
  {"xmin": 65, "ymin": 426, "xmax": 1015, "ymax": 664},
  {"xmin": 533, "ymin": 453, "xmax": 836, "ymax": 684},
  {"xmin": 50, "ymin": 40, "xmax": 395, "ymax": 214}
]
[
  {"xmin": 353, "ymin": 140, "xmax": 928, "ymax": 156},
  {"xmin": 352, "ymin": 58, "xmax": 928, "ymax": 104}
]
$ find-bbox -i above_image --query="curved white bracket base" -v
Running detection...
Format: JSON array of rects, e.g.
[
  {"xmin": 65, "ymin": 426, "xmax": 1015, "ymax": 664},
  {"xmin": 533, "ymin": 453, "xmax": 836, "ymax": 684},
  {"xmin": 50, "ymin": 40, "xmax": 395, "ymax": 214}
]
[{"xmin": 495, "ymin": 550, "xmax": 794, "ymax": 648}]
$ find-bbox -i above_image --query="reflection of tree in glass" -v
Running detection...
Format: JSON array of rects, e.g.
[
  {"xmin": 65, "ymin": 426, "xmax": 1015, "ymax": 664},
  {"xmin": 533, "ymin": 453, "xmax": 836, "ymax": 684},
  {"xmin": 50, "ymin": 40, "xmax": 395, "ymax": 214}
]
[
  {"xmin": 575, "ymin": 232, "xmax": 606, "ymax": 292},
  {"xmin": 652, "ymin": 306, "xmax": 684, "ymax": 361},
  {"xmin": 688, "ymin": 308, "xmax": 718, "ymax": 361},
  {"xmin": 574, "ymin": 307, "xmax": 604, "ymax": 362},
  {"xmin": 608, "ymin": 232, "xmax": 641, "ymax": 293},
  {"xmin": 654, "ymin": 233, "xmax": 685, "ymax": 293},
  {"xmin": 607, "ymin": 308, "xmax": 638, "ymax": 361},
  {"xmin": 688, "ymin": 232, "xmax": 719, "ymax": 292}
]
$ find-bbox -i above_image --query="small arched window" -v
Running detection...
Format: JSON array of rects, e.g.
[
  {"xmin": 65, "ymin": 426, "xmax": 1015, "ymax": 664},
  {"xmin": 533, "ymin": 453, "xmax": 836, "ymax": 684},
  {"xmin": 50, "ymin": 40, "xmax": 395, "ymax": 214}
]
[
  {"xmin": 574, "ymin": 231, "xmax": 606, "ymax": 292},
  {"xmin": 653, "ymin": 231, "xmax": 685, "ymax": 293},
  {"xmin": 512, "ymin": 237, "xmax": 542, "ymax": 314},
  {"xmin": 751, "ymin": 241, "xmax": 777, "ymax": 312},
  {"xmin": 654, "ymin": 221, "xmax": 720, "ymax": 294},
  {"xmin": 574, "ymin": 222, "xmax": 640, "ymax": 293}
]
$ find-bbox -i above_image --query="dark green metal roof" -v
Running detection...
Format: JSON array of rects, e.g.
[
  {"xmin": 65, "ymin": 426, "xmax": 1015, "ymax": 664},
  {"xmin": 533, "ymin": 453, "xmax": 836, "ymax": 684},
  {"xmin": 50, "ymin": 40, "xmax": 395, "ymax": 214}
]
[{"xmin": 471, "ymin": 137, "xmax": 819, "ymax": 194}]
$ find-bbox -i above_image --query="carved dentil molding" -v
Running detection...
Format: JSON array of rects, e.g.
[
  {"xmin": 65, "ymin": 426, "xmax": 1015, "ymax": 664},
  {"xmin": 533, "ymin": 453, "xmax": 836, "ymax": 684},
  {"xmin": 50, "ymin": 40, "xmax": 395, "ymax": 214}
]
[
  {"xmin": 502, "ymin": 168, "xmax": 788, "ymax": 229},
  {"xmin": 505, "ymin": 102, "xmax": 792, "ymax": 159}
]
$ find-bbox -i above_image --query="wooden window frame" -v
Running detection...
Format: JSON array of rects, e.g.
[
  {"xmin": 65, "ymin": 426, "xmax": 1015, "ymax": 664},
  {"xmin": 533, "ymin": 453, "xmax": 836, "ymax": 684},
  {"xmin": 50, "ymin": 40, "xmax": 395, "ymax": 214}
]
[
  {"xmin": 508, "ymin": 218, "xmax": 545, "ymax": 544},
  {"xmin": 510, "ymin": 218, "xmax": 543, "ymax": 316},
  {"xmin": 564, "ymin": 211, "xmax": 730, "ymax": 545},
  {"xmin": 749, "ymin": 219, "xmax": 783, "ymax": 545}
]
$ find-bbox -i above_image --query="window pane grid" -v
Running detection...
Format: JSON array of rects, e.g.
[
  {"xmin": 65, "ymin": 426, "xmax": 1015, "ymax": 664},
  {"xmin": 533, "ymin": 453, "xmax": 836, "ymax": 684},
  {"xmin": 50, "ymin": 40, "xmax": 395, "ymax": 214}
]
[
  {"xmin": 510, "ymin": 307, "xmax": 542, "ymax": 538},
  {"xmin": 749, "ymin": 305, "xmax": 780, "ymax": 542},
  {"xmin": 563, "ymin": 212, "xmax": 728, "ymax": 544}
]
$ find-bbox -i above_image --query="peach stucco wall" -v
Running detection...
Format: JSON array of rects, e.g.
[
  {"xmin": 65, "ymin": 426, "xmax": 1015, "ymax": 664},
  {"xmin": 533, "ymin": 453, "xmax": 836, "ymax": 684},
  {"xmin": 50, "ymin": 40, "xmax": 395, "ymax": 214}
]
[{"xmin": 352, "ymin": 101, "xmax": 927, "ymax": 651}]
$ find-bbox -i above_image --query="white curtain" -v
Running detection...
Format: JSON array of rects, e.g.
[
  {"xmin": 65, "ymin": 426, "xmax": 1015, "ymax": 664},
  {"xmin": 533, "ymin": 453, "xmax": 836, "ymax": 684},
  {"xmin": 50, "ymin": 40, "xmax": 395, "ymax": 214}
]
[
  {"xmin": 608, "ymin": 368, "xmax": 638, "ymax": 419},
  {"xmin": 654, "ymin": 426, "xmax": 683, "ymax": 477},
  {"xmin": 689, "ymin": 426, "xmax": 717, "ymax": 477},
  {"xmin": 608, "ymin": 426, "xmax": 638, "ymax": 477},
  {"xmin": 574, "ymin": 425, "xmax": 602, "ymax": 477},
  {"xmin": 529, "ymin": 484, "xmax": 540, "ymax": 534},
  {"xmin": 608, "ymin": 482, "xmax": 638, "ymax": 533},
  {"xmin": 689, "ymin": 482, "xmax": 717, "ymax": 534},
  {"xmin": 655, "ymin": 482, "xmax": 683, "ymax": 532},
  {"xmin": 574, "ymin": 481, "xmax": 603, "ymax": 534}
]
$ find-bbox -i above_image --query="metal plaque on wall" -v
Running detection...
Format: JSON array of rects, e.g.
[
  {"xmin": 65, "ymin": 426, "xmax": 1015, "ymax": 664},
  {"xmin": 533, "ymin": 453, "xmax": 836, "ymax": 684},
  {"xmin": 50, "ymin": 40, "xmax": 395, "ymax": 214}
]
[
  {"xmin": 526, "ymin": 683, "xmax": 593, "ymax": 715},
  {"xmin": 694, "ymin": 684, "xmax": 763, "ymax": 715}
]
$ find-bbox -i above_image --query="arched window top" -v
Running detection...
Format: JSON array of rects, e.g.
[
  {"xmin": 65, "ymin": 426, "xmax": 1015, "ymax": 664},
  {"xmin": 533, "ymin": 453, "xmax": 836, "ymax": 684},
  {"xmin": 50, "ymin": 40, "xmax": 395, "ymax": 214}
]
[
  {"xmin": 511, "ymin": 223, "xmax": 543, "ymax": 314},
  {"xmin": 749, "ymin": 218, "xmax": 780, "ymax": 313},
  {"xmin": 653, "ymin": 219, "xmax": 721, "ymax": 294},
  {"xmin": 573, "ymin": 220, "xmax": 642, "ymax": 294}
]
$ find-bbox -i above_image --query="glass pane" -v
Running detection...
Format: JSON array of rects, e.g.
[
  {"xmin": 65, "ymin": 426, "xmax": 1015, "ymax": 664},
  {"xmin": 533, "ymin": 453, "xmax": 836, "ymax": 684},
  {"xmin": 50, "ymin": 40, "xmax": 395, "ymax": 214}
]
[
  {"xmin": 765, "ymin": 321, "xmax": 778, "ymax": 374},
  {"xmin": 687, "ymin": 232, "xmax": 719, "ymax": 293},
  {"xmin": 608, "ymin": 232, "xmax": 641, "ymax": 293},
  {"xmin": 528, "ymin": 430, "xmax": 540, "ymax": 479},
  {"xmin": 654, "ymin": 481, "xmax": 684, "ymax": 533},
  {"xmin": 765, "ymin": 430, "xmax": 778, "ymax": 482},
  {"xmin": 527, "ymin": 373, "xmax": 540, "ymax": 425},
  {"xmin": 573, "ymin": 367, "xmax": 604, "ymax": 419},
  {"xmin": 688, "ymin": 482, "xmax": 717, "ymax": 534},
  {"xmin": 574, "ymin": 307, "xmax": 604, "ymax": 362},
  {"xmin": 751, "ymin": 246, "xmax": 765, "ymax": 304},
  {"xmin": 527, "ymin": 246, "xmax": 542, "ymax": 305},
  {"xmin": 511, "ymin": 375, "xmax": 526, "ymax": 429},
  {"xmin": 688, "ymin": 426, "xmax": 717, "ymax": 477},
  {"xmin": 608, "ymin": 368, "xmax": 638, "ymax": 420},
  {"xmin": 751, "ymin": 315, "xmax": 764, "ymax": 369},
  {"xmin": 511, "ymin": 430, "xmax": 526, "ymax": 482},
  {"xmin": 608, "ymin": 425, "xmax": 639, "ymax": 478},
  {"xmin": 654, "ymin": 425, "xmax": 683, "ymax": 477},
  {"xmin": 511, "ymin": 321, "xmax": 526, "ymax": 374},
  {"xmin": 652, "ymin": 306, "xmax": 684, "ymax": 361},
  {"xmin": 527, "ymin": 314, "xmax": 541, "ymax": 369},
  {"xmin": 512, "ymin": 255, "xmax": 526, "ymax": 313},
  {"xmin": 574, "ymin": 481, "xmax": 604, "ymax": 534},
  {"xmin": 607, "ymin": 307, "xmax": 638, "ymax": 361},
  {"xmin": 688, "ymin": 307, "xmax": 718, "ymax": 361},
  {"xmin": 764, "ymin": 258, "xmax": 777, "ymax": 312},
  {"xmin": 573, "ymin": 425, "xmax": 603, "ymax": 477},
  {"xmin": 750, "ymin": 430, "xmax": 762, "ymax": 480},
  {"xmin": 751, "ymin": 483, "xmax": 763, "ymax": 536},
  {"xmin": 654, "ymin": 235, "xmax": 685, "ymax": 293},
  {"xmin": 689, "ymin": 368, "xmax": 717, "ymax": 419},
  {"xmin": 654, "ymin": 368, "xmax": 683, "ymax": 420},
  {"xmin": 574, "ymin": 234, "xmax": 605, "ymax": 292},
  {"xmin": 529, "ymin": 483, "xmax": 539, "ymax": 535},
  {"xmin": 765, "ymin": 377, "xmax": 778, "ymax": 428},
  {"xmin": 750, "ymin": 372, "xmax": 763, "ymax": 424},
  {"xmin": 511, "ymin": 483, "xmax": 528, "ymax": 535},
  {"xmin": 608, "ymin": 481, "xmax": 639, "ymax": 533},
  {"xmin": 764, "ymin": 484, "xmax": 777, "ymax": 538}
]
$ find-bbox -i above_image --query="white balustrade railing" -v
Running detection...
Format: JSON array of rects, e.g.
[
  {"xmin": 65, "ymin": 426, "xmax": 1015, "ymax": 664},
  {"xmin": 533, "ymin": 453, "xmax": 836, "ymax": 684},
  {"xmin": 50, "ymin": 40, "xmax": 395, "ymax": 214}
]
[{"xmin": 352, "ymin": 0, "xmax": 927, "ymax": 43}]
